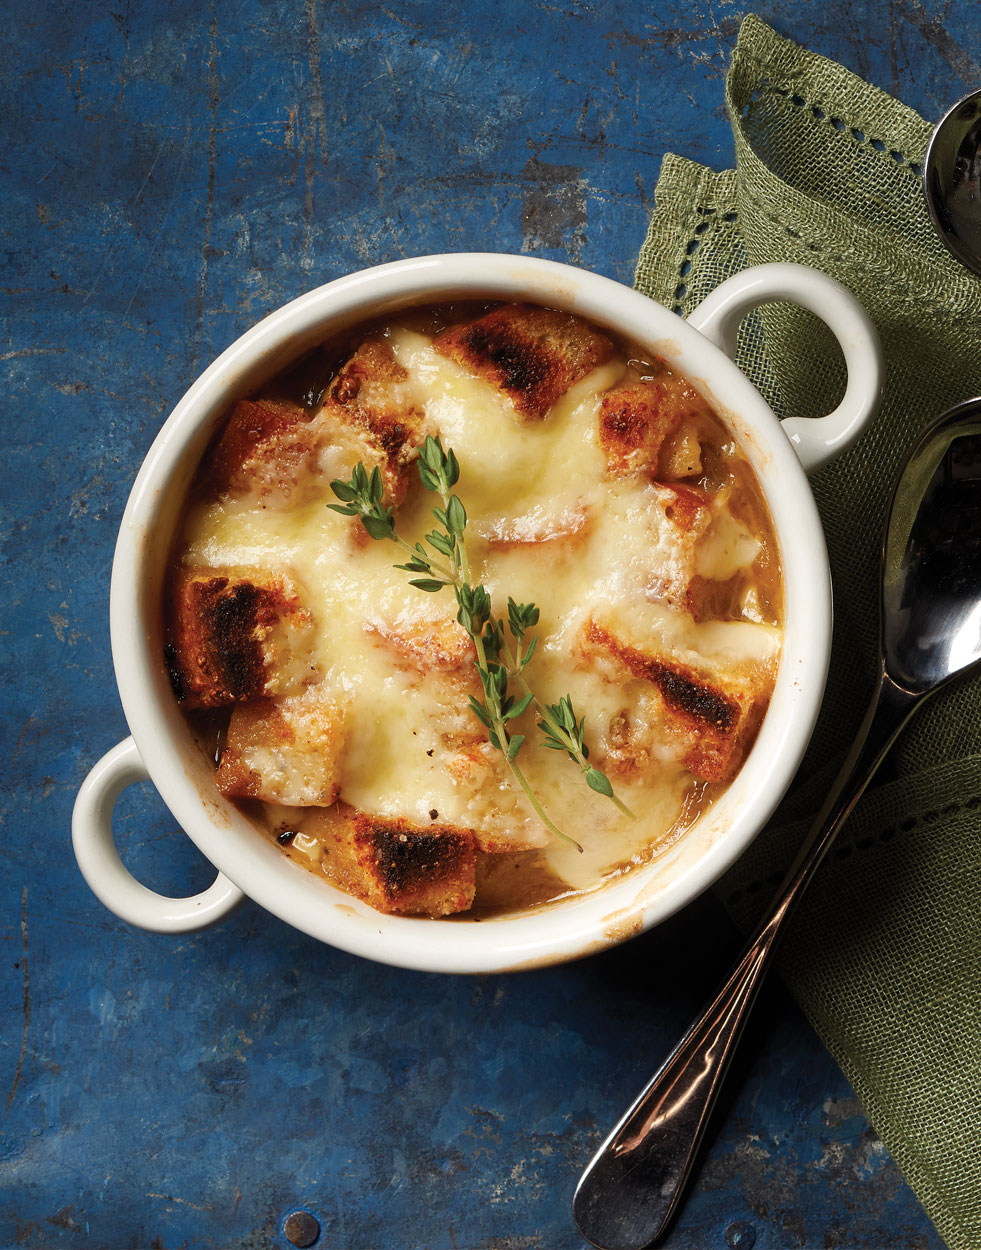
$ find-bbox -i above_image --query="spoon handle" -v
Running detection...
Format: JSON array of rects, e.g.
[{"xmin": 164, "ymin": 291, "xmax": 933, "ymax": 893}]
[{"xmin": 573, "ymin": 672, "xmax": 921, "ymax": 1250}]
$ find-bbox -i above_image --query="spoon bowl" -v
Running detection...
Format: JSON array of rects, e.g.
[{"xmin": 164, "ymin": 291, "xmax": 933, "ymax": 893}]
[
  {"xmin": 924, "ymin": 89, "xmax": 981, "ymax": 277},
  {"xmin": 574, "ymin": 399, "xmax": 981, "ymax": 1249},
  {"xmin": 883, "ymin": 400, "xmax": 981, "ymax": 692}
]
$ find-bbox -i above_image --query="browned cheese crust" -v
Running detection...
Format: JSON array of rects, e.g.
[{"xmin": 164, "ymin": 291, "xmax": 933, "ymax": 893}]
[
  {"xmin": 168, "ymin": 571, "xmax": 308, "ymax": 710},
  {"xmin": 583, "ymin": 621, "xmax": 752, "ymax": 783},
  {"xmin": 434, "ymin": 303, "xmax": 614, "ymax": 419},
  {"xmin": 306, "ymin": 803, "xmax": 476, "ymax": 916}
]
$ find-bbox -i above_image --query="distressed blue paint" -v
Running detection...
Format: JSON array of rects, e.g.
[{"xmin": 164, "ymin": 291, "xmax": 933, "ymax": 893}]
[{"xmin": 1, "ymin": 1, "xmax": 971, "ymax": 1246}]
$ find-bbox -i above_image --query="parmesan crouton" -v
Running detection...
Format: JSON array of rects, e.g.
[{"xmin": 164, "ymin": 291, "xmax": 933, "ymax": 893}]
[
  {"xmin": 303, "ymin": 802, "xmax": 476, "ymax": 916},
  {"xmin": 434, "ymin": 303, "xmax": 613, "ymax": 419},
  {"xmin": 199, "ymin": 398, "xmax": 317, "ymax": 505},
  {"xmin": 167, "ymin": 569, "xmax": 313, "ymax": 710},
  {"xmin": 316, "ymin": 337, "xmax": 427, "ymax": 507},
  {"xmin": 215, "ymin": 687, "xmax": 345, "ymax": 806}
]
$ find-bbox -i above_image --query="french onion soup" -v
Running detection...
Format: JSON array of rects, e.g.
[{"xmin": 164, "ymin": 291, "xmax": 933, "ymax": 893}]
[{"xmin": 164, "ymin": 302, "xmax": 783, "ymax": 918}]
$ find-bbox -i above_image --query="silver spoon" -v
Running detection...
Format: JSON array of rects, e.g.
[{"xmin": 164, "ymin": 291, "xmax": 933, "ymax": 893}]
[
  {"xmin": 924, "ymin": 89, "xmax": 981, "ymax": 276},
  {"xmin": 574, "ymin": 399, "xmax": 981, "ymax": 1250}
]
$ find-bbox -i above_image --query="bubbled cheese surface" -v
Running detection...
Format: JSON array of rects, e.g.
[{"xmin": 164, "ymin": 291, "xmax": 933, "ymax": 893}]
[{"xmin": 180, "ymin": 323, "xmax": 782, "ymax": 898}]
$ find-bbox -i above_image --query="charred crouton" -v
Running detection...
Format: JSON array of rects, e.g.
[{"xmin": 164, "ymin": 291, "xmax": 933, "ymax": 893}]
[
  {"xmin": 364, "ymin": 611, "xmax": 475, "ymax": 673},
  {"xmin": 168, "ymin": 569, "xmax": 312, "ymax": 710},
  {"xmin": 599, "ymin": 379, "xmax": 705, "ymax": 480},
  {"xmin": 216, "ymin": 687, "xmax": 345, "ymax": 806},
  {"xmin": 434, "ymin": 303, "xmax": 614, "ymax": 419},
  {"xmin": 316, "ymin": 337, "xmax": 426, "ymax": 507},
  {"xmin": 199, "ymin": 398, "xmax": 317, "ymax": 504},
  {"xmin": 582, "ymin": 621, "xmax": 756, "ymax": 783},
  {"xmin": 599, "ymin": 382, "xmax": 682, "ymax": 478},
  {"xmin": 304, "ymin": 802, "xmax": 476, "ymax": 916}
]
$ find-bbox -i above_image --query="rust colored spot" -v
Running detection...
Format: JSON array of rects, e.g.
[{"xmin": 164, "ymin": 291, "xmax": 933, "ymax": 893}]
[{"xmin": 283, "ymin": 1210, "xmax": 320, "ymax": 1247}]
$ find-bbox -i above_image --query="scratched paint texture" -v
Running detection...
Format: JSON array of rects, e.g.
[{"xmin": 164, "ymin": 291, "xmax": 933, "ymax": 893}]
[{"xmin": 2, "ymin": 1, "xmax": 975, "ymax": 1246}]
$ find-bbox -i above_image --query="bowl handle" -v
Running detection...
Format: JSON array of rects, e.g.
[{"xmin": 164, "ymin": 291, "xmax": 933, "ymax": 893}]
[
  {"xmin": 72, "ymin": 737, "xmax": 246, "ymax": 933},
  {"xmin": 686, "ymin": 262, "xmax": 883, "ymax": 473}
]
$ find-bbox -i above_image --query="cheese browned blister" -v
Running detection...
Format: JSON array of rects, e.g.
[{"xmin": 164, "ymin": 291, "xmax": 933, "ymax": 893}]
[{"xmin": 167, "ymin": 302, "xmax": 783, "ymax": 917}]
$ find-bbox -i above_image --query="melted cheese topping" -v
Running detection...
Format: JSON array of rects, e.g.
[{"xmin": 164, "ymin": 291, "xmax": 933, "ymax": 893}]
[{"xmin": 177, "ymin": 318, "xmax": 782, "ymax": 906}]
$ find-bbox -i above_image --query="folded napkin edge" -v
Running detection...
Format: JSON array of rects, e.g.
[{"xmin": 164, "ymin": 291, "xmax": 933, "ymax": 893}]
[{"xmin": 734, "ymin": 14, "xmax": 932, "ymax": 153}]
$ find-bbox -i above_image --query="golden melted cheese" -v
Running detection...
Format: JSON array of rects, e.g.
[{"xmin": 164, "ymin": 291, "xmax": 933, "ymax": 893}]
[{"xmin": 175, "ymin": 310, "xmax": 782, "ymax": 911}]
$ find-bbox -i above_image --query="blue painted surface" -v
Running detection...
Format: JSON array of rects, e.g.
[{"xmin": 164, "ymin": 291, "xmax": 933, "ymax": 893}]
[{"xmin": 2, "ymin": 1, "xmax": 972, "ymax": 1246}]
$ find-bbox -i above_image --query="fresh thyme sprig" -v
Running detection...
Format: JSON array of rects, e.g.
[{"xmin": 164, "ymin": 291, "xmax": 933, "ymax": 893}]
[
  {"xmin": 502, "ymin": 615, "xmax": 635, "ymax": 821},
  {"xmin": 329, "ymin": 437, "xmax": 634, "ymax": 844}
]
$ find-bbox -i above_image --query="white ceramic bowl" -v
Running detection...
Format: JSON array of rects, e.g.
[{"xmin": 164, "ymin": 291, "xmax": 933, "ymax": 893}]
[{"xmin": 72, "ymin": 254, "xmax": 882, "ymax": 973}]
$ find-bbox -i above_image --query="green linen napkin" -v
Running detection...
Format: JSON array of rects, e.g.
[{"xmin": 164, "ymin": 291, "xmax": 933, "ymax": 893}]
[{"xmin": 635, "ymin": 16, "xmax": 981, "ymax": 1250}]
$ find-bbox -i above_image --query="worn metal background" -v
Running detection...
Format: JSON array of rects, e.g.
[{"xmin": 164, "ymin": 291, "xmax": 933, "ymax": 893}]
[{"xmin": 3, "ymin": 2, "xmax": 974, "ymax": 1246}]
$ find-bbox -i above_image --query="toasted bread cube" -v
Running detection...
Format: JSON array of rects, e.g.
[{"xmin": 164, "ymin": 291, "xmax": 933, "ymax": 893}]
[
  {"xmin": 304, "ymin": 803, "xmax": 476, "ymax": 916},
  {"xmin": 599, "ymin": 382, "xmax": 682, "ymax": 477},
  {"xmin": 599, "ymin": 378, "xmax": 708, "ymax": 481},
  {"xmin": 434, "ymin": 303, "xmax": 613, "ymax": 419},
  {"xmin": 581, "ymin": 621, "xmax": 757, "ymax": 783},
  {"xmin": 199, "ymin": 398, "xmax": 317, "ymax": 504},
  {"xmin": 216, "ymin": 688, "xmax": 345, "ymax": 806},
  {"xmin": 316, "ymin": 337, "xmax": 426, "ymax": 507},
  {"xmin": 644, "ymin": 482, "xmax": 712, "ymax": 606},
  {"xmin": 167, "ymin": 569, "xmax": 313, "ymax": 710}
]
